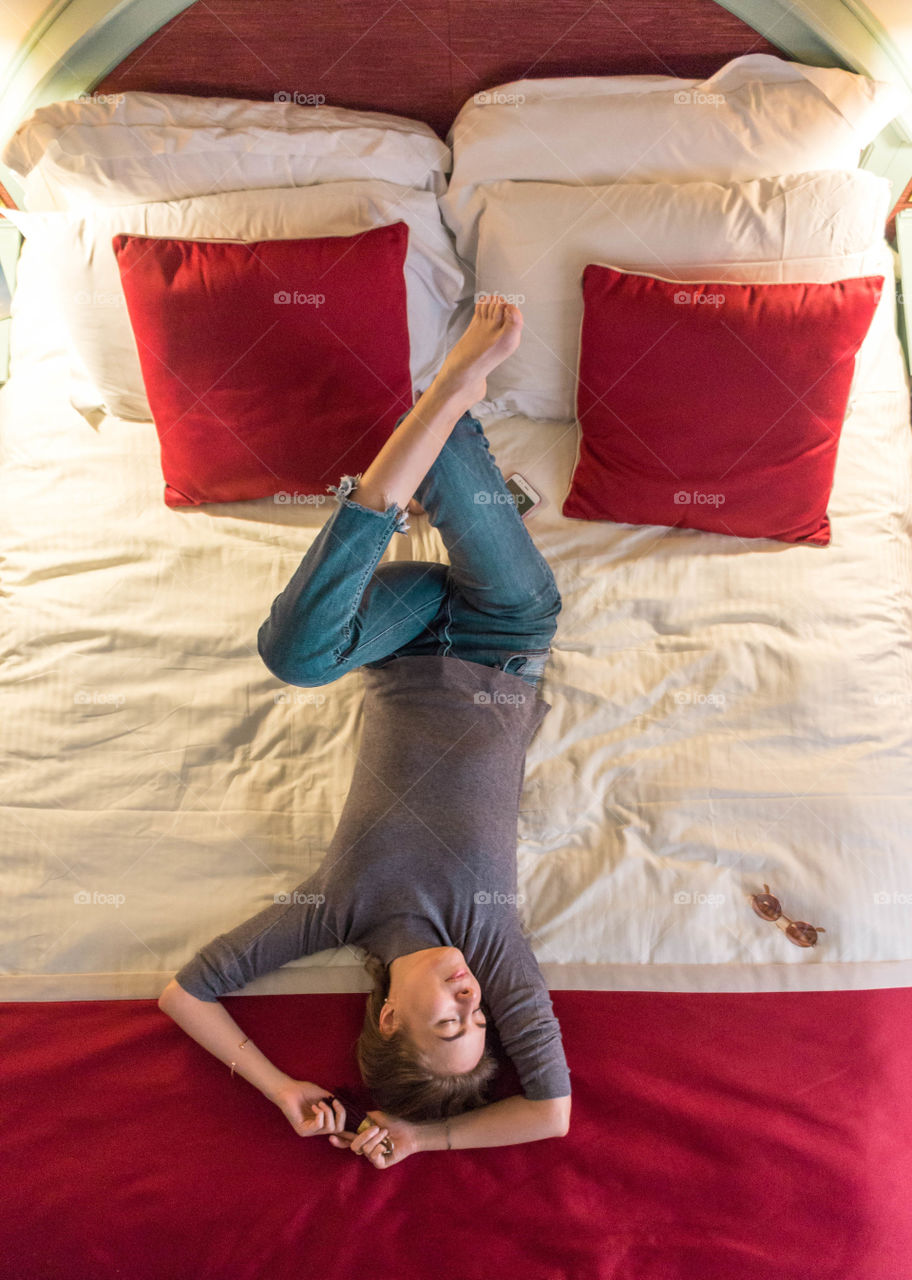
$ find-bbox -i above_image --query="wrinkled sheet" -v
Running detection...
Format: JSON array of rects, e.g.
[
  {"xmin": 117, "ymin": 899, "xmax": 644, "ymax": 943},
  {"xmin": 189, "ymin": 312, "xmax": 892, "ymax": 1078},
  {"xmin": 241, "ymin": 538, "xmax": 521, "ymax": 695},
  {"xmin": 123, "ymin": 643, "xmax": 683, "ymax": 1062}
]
[{"xmin": 1, "ymin": 226, "xmax": 911, "ymax": 1001}]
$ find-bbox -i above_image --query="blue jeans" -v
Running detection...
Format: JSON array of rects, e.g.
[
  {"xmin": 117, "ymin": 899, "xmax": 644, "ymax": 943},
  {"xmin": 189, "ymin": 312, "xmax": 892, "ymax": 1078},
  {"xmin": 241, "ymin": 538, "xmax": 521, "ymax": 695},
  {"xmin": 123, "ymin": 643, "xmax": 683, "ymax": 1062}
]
[{"xmin": 257, "ymin": 411, "xmax": 562, "ymax": 690}]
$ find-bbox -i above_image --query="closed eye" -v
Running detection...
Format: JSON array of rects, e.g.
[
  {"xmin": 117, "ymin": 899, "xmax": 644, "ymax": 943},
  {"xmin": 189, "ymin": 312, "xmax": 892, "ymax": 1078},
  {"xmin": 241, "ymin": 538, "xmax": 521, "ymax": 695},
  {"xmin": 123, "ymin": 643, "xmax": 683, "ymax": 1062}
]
[{"xmin": 434, "ymin": 1008, "xmax": 487, "ymax": 1040}]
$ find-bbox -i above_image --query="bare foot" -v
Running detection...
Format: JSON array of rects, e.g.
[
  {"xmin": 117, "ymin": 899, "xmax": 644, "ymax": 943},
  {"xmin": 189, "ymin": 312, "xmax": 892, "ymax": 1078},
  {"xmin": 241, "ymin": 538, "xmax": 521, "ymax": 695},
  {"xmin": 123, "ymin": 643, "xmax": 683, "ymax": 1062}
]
[{"xmin": 434, "ymin": 294, "xmax": 524, "ymax": 406}]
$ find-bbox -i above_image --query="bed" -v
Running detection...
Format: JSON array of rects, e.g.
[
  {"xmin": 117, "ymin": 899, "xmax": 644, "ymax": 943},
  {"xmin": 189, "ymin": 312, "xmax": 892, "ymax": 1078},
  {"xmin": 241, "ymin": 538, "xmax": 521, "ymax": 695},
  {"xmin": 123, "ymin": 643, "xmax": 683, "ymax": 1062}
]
[{"xmin": 2, "ymin": 2, "xmax": 912, "ymax": 1277}]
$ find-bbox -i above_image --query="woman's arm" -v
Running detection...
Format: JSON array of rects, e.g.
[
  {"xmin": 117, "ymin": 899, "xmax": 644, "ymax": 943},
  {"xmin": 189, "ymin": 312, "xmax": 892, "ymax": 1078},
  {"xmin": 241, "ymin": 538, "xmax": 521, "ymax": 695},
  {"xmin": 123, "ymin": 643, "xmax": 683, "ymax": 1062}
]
[
  {"xmin": 158, "ymin": 978, "xmax": 292, "ymax": 1102},
  {"xmin": 418, "ymin": 1093, "xmax": 571, "ymax": 1150},
  {"xmin": 471, "ymin": 924, "xmax": 573, "ymax": 1106},
  {"xmin": 332, "ymin": 1092, "xmax": 571, "ymax": 1168},
  {"xmin": 158, "ymin": 979, "xmax": 391, "ymax": 1144},
  {"xmin": 170, "ymin": 880, "xmax": 335, "ymax": 1005}
]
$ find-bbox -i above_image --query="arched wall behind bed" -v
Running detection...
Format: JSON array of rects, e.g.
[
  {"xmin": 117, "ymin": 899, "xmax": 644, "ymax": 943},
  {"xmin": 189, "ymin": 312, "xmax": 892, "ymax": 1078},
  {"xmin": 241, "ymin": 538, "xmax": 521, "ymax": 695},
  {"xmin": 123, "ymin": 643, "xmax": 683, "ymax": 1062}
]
[{"xmin": 1, "ymin": 0, "xmax": 911, "ymax": 212}]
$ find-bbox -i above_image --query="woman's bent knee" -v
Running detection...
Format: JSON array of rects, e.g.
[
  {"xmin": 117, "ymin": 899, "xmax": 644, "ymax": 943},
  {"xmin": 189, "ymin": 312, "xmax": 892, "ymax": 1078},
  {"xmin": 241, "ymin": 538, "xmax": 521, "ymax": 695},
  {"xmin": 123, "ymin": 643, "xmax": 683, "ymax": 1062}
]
[{"xmin": 257, "ymin": 625, "xmax": 336, "ymax": 689}]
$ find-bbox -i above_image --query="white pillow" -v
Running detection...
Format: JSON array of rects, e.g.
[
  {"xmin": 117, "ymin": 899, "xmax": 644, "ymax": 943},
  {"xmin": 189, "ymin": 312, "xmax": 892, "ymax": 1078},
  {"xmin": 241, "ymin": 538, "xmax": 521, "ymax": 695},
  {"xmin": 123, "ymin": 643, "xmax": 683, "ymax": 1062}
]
[
  {"xmin": 2, "ymin": 180, "xmax": 464, "ymax": 420},
  {"xmin": 440, "ymin": 53, "xmax": 909, "ymax": 265},
  {"xmin": 1, "ymin": 91, "xmax": 451, "ymax": 210},
  {"xmin": 468, "ymin": 168, "xmax": 893, "ymax": 421}
]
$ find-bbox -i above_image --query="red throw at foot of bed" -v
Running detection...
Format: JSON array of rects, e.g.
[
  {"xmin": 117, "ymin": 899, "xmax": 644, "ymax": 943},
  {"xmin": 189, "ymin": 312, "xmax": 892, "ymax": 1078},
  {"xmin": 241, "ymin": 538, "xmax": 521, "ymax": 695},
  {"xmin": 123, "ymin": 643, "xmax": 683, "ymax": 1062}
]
[{"xmin": 2, "ymin": 987, "xmax": 911, "ymax": 1280}]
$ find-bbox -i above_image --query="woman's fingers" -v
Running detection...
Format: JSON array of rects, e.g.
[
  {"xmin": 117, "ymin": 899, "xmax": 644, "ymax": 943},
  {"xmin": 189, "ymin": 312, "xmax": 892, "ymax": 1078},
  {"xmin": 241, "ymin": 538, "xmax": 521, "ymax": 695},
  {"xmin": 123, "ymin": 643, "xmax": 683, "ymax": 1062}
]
[
  {"xmin": 350, "ymin": 1124, "xmax": 390, "ymax": 1159},
  {"xmin": 308, "ymin": 1099, "xmax": 347, "ymax": 1132},
  {"xmin": 349, "ymin": 1125, "xmax": 377, "ymax": 1153},
  {"xmin": 366, "ymin": 1138, "xmax": 394, "ymax": 1168},
  {"xmin": 328, "ymin": 1124, "xmax": 394, "ymax": 1166},
  {"xmin": 303, "ymin": 1103, "xmax": 323, "ymax": 1132}
]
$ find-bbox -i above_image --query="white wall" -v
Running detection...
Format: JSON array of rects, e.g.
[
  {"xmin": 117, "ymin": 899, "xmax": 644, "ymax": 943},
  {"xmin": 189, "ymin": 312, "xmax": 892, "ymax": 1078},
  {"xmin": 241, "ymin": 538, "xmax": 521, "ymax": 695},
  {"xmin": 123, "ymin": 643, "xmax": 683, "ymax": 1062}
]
[
  {"xmin": 0, "ymin": 0, "xmax": 191, "ymax": 206},
  {"xmin": 0, "ymin": 1, "xmax": 55, "ymax": 80},
  {"xmin": 864, "ymin": 0, "xmax": 912, "ymax": 68}
]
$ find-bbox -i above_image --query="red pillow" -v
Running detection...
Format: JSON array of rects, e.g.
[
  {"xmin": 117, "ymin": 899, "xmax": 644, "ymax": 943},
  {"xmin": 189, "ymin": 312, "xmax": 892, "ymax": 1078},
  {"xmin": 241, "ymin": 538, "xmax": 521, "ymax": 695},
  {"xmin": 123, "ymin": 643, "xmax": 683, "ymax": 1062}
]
[
  {"xmin": 564, "ymin": 264, "xmax": 885, "ymax": 546},
  {"xmin": 111, "ymin": 223, "xmax": 413, "ymax": 507}
]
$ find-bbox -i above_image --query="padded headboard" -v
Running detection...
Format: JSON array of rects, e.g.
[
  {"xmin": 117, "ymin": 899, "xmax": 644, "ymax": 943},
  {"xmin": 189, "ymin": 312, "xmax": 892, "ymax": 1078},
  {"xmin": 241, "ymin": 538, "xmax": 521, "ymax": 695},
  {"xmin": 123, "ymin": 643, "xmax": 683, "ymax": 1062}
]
[
  {"xmin": 2, "ymin": 0, "xmax": 909, "ymax": 229},
  {"xmin": 91, "ymin": 0, "xmax": 784, "ymax": 139}
]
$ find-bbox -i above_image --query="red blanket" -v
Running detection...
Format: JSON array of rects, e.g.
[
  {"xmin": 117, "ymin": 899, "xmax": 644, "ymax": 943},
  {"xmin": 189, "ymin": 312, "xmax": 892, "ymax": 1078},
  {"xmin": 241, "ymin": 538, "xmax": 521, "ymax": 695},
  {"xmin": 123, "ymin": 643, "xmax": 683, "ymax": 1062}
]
[{"xmin": 3, "ymin": 988, "xmax": 911, "ymax": 1279}]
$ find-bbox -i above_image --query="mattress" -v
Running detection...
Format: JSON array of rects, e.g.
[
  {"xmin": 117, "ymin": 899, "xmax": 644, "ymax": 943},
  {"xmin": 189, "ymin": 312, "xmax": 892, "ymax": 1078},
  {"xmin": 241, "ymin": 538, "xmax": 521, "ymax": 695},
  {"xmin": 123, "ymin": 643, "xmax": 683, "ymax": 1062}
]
[{"xmin": 2, "ymin": 222, "xmax": 911, "ymax": 1002}]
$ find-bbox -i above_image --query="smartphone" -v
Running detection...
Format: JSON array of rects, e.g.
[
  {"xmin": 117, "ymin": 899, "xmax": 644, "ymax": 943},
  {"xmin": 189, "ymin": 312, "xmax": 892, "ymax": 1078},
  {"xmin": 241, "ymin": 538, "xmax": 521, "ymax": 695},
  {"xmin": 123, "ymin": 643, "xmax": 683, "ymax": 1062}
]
[
  {"xmin": 505, "ymin": 472, "xmax": 542, "ymax": 519},
  {"xmin": 324, "ymin": 1089, "xmax": 369, "ymax": 1132}
]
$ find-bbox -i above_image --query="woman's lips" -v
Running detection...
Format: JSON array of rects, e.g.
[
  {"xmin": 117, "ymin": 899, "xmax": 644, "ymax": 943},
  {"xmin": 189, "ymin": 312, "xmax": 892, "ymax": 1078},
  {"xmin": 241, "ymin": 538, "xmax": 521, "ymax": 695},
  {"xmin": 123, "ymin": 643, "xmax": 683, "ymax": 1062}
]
[{"xmin": 446, "ymin": 969, "xmax": 468, "ymax": 982}]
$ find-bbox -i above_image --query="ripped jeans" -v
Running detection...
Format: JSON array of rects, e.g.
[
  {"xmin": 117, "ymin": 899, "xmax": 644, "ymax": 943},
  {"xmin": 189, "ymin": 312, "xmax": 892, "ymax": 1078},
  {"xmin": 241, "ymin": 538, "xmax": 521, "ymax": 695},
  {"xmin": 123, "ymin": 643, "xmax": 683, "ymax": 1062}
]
[{"xmin": 257, "ymin": 410, "xmax": 562, "ymax": 691}]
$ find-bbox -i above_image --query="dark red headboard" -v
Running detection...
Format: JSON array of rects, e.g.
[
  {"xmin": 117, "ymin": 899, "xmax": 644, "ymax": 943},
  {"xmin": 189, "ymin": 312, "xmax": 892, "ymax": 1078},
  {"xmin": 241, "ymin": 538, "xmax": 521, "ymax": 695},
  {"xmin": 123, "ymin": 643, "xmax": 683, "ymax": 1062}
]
[{"xmin": 94, "ymin": 0, "xmax": 783, "ymax": 139}]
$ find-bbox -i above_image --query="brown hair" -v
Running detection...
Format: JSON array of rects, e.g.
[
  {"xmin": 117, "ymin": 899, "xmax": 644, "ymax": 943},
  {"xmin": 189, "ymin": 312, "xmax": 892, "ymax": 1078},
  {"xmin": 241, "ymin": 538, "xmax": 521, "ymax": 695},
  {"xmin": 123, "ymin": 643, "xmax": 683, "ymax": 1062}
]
[{"xmin": 356, "ymin": 954, "xmax": 498, "ymax": 1121}]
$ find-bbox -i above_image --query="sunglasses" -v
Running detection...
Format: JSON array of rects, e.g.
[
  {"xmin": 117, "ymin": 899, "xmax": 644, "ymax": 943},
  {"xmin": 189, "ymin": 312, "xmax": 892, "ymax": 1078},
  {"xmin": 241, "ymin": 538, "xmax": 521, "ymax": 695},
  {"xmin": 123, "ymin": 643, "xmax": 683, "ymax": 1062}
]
[{"xmin": 748, "ymin": 884, "xmax": 826, "ymax": 948}]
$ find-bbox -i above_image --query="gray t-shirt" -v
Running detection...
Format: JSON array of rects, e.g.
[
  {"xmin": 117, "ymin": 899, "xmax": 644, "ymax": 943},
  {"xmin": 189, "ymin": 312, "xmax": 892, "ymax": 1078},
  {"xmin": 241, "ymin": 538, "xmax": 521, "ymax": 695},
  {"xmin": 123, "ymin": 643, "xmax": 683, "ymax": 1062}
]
[{"xmin": 175, "ymin": 654, "xmax": 571, "ymax": 1101}]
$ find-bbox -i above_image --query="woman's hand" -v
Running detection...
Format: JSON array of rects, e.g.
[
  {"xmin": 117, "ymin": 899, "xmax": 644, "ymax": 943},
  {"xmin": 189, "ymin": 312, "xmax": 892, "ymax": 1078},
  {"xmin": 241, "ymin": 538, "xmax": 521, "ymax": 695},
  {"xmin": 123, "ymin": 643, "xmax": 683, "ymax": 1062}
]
[
  {"xmin": 272, "ymin": 1080, "xmax": 350, "ymax": 1138},
  {"xmin": 328, "ymin": 1111, "xmax": 420, "ymax": 1169}
]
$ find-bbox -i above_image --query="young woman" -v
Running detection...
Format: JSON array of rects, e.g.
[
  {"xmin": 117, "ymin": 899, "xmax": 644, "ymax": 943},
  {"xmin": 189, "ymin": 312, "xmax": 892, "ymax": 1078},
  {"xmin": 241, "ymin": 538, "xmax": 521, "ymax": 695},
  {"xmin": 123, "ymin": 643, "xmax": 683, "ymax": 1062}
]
[{"xmin": 158, "ymin": 295, "xmax": 571, "ymax": 1169}]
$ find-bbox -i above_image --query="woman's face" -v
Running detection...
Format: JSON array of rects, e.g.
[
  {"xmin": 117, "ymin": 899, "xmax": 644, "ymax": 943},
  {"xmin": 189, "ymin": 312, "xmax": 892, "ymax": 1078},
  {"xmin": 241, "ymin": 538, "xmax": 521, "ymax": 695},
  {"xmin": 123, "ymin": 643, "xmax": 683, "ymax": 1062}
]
[{"xmin": 381, "ymin": 946, "xmax": 487, "ymax": 1074}]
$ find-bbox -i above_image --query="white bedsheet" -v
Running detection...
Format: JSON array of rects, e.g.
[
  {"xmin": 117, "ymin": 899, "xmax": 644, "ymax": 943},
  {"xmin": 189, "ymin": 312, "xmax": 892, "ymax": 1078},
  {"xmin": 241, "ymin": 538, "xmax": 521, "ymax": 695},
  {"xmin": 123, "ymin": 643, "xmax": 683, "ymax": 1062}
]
[{"xmin": 2, "ymin": 230, "xmax": 912, "ymax": 1000}]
